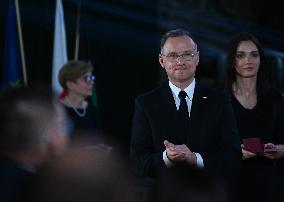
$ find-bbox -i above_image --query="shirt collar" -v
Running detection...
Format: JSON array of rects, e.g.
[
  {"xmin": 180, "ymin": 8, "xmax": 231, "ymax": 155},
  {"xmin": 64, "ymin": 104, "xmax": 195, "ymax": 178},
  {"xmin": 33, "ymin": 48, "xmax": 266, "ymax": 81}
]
[{"xmin": 169, "ymin": 79, "xmax": 196, "ymax": 100}]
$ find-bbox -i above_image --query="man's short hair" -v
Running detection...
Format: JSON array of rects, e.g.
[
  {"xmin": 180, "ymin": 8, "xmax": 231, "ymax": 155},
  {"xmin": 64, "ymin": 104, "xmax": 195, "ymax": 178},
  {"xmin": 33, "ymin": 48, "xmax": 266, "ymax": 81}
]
[
  {"xmin": 0, "ymin": 86, "xmax": 59, "ymax": 154},
  {"xmin": 160, "ymin": 29, "xmax": 197, "ymax": 53}
]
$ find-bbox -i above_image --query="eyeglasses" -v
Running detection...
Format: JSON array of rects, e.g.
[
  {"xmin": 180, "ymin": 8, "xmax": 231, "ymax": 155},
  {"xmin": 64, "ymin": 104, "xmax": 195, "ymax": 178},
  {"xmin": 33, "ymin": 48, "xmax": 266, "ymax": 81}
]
[
  {"xmin": 162, "ymin": 52, "xmax": 198, "ymax": 62},
  {"xmin": 84, "ymin": 75, "xmax": 95, "ymax": 82}
]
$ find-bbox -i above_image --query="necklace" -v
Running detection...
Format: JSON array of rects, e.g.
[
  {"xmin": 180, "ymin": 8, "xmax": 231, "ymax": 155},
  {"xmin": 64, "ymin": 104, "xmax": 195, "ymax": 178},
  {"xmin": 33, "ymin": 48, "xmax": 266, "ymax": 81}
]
[{"xmin": 65, "ymin": 97, "xmax": 86, "ymax": 117}]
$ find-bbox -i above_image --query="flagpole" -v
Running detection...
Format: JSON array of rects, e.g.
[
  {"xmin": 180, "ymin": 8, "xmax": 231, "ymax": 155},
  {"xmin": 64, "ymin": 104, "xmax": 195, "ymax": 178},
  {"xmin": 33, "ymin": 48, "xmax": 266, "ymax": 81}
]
[
  {"xmin": 74, "ymin": 0, "xmax": 81, "ymax": 60},
  {"xmin": 15, "ymin": 0, "xmax": 28, "ymax": 86}
]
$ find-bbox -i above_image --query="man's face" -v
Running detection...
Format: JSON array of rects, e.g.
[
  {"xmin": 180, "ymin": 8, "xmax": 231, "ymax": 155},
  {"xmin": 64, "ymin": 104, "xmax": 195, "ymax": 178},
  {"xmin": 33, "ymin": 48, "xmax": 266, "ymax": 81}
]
[{"xmin": 159, "ymin": 35, "xmax": 199, "ymax": 86}]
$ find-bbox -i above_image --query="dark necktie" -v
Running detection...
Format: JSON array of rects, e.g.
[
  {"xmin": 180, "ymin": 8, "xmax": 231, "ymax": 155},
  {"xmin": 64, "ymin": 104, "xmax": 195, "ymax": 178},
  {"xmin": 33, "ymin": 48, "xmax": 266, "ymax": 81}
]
[{"xmin": 178, "ymin": 91, "xmax": 190, "ymax": 140}]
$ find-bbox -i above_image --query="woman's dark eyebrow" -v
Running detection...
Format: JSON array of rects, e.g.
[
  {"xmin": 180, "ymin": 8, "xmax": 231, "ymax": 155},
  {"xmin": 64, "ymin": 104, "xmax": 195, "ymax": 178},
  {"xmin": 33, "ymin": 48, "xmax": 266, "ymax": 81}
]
[{"xmin": 236, "ymin": 50, "xmax": 259, "ymax": 53}]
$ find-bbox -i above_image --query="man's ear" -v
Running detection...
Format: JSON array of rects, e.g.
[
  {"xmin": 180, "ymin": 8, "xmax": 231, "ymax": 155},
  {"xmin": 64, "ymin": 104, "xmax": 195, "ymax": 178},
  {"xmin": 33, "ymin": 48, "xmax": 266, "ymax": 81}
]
[
  {"xmin": 47, "ymin": 134, "xmax": 67, "ymax": 157},
  {"xmin": 159, "ymin": 54, "xmax": 165, "ymax": 69}
]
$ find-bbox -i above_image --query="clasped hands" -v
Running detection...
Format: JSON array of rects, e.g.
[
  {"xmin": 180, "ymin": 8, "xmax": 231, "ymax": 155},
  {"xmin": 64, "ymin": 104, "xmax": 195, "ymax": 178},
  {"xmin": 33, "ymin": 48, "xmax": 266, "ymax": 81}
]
[
  {"xmin": 242, "ymin": 143, "xmax": 284, "ymax": 160},
  {"xmin": 164, "ymin": 140, "xmax": 197, "ymax": 164}
]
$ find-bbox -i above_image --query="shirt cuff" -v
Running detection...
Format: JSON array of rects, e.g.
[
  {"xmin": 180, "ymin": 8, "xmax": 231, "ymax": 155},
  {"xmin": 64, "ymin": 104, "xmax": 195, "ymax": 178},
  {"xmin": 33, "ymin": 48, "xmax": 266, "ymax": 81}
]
[
  {"xmin": 194, "ymin": 152, "xmax": 204, "ymax": 168},
  {"xmin": 163, "ymin": 150, "xmax": 174, "ymax": 167}
]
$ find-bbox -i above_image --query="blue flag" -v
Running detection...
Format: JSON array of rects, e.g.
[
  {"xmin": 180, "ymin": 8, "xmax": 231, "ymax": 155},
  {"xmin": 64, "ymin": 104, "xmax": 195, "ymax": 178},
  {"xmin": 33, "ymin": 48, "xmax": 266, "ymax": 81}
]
[{"xmin": 2, "ymin": 0, "xmax": 22, "ymax": 88}]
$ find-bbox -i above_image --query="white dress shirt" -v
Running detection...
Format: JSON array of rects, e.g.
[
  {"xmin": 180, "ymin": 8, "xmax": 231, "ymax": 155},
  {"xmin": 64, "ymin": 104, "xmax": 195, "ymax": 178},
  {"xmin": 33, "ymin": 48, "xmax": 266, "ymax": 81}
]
[{"xmin": 163, "ymin": 79, "xmax": 204, "ymax": 168}]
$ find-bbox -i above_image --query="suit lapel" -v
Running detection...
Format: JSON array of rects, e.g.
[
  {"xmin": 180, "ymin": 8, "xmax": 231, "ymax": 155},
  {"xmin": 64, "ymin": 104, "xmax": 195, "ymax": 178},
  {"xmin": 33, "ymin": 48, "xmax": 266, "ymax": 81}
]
[
  {"xmin": 159, "ymin": 81, "xmax": 185, "ymax": 144},
  {"xmin": 160, "ymin": 81, "xmax": 177, "ymax": 116},
  {"xmin": 158, "ymin": 81, "xmax": 209, "ymax": 144},
  {"xmin": 188, "ymin": 82, "xmax": 208, "ymax": 140}
]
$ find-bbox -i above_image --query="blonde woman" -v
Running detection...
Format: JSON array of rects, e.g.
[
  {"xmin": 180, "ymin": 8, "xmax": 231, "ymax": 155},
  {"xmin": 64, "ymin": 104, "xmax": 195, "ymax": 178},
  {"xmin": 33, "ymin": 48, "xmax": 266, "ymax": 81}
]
[{"xmin": 58, "ymin": 60, "xmax": 100, "ymax": 137}]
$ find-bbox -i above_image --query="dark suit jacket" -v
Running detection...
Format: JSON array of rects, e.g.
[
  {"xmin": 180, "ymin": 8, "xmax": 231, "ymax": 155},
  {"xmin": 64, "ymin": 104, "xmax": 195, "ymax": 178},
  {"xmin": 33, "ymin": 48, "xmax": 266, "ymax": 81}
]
[
  {"xmin": 0, "ymin": 159, "xmax": 35, "ymax": 202},
  {"xmin": 130, "ymin": 81, "xmax": 242, "ymax": 178}
]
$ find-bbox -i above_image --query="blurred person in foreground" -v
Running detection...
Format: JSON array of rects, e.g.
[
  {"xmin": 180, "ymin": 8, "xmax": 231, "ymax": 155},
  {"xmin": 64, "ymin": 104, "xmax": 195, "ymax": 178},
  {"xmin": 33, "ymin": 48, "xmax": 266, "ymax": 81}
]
[
  {"xmin": 58, "ymin": 60, "xmax": 100, "ymax": 138},
  {"xmin": 0, "ymin": 86, "xmax": 68, "ymax": 202},
  {"xmin": 223, "ymin": 32, "xmax": 284, "ymax": 202},
  {"xmin": 29, "ymin": 139, "xmax": 135, "ymax": 202}
]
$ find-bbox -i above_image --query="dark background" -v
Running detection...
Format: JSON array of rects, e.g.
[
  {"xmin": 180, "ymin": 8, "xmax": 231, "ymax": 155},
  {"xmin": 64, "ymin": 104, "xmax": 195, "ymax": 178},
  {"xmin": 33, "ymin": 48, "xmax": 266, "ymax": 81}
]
[{"xmin": 1, "ymin": 0, "xmax": 284, "ymax": 153}]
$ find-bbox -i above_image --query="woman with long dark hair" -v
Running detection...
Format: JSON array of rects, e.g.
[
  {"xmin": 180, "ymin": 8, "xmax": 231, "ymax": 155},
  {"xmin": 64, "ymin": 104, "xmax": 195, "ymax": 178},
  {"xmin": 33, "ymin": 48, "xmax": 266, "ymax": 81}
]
[{"xmin": 223, "ymin": 33, "xmax": 284, "ymax": 202}]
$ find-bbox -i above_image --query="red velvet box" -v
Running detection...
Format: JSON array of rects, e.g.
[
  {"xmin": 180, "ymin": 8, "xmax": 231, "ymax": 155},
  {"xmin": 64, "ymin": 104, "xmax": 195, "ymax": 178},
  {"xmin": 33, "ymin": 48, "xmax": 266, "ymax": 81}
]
[{"xmin": 243, "ymin": 137, "xmax": 264, "ymax": 154}]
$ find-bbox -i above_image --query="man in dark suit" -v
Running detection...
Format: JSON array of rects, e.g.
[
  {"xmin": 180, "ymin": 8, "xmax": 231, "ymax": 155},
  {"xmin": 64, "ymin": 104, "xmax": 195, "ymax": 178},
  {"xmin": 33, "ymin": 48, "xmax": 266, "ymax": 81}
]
[{"xmin": 130, "ymin": 29, "xmax": 242, "ymax": 183}]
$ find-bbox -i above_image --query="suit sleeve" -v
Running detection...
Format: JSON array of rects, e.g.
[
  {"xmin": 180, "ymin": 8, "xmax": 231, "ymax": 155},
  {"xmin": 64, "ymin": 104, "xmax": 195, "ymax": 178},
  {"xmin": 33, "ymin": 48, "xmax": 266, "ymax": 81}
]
[
  {"xmin": 130, "ymin": 97, "xmax": 166, "ymax": 177},
  {"xmin": 273, "ymin": 92, "xmax": 284, "ymax": 144},
  {"xmin": 273, "ymin": 93, "xmax": 284, "ymax": 168}
]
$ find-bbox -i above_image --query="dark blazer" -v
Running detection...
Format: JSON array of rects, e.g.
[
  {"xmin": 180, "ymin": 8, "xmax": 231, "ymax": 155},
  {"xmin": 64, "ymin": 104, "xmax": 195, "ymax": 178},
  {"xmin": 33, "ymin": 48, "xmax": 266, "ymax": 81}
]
[
  {"xmin": 130, "ymin": 81, "xmax": 242, "ymax": 178},
  {"xmin": 0, "ymin": 159, "xmax": 35, "ymax": 202}
]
